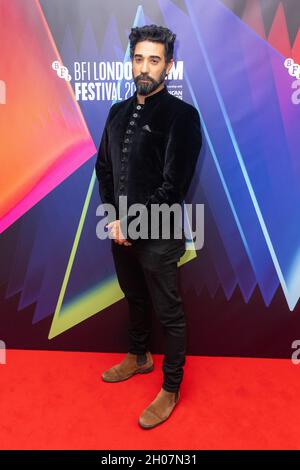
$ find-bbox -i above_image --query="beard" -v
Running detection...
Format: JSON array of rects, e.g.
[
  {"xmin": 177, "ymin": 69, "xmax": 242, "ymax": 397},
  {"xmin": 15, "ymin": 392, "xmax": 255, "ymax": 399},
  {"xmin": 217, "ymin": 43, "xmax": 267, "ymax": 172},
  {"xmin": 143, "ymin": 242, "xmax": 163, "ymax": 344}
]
[{"xmin": 133, "ymin": 68, "xmax": 167, "ymax": 96}]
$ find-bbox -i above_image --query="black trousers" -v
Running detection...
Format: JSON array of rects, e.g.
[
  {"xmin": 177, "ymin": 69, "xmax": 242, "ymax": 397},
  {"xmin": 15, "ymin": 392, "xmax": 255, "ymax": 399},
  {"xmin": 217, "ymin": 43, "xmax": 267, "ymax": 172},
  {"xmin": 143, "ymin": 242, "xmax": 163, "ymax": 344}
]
[{"xmin": 111, "ymin": 235, "xmax": 186, "ymax": 393}]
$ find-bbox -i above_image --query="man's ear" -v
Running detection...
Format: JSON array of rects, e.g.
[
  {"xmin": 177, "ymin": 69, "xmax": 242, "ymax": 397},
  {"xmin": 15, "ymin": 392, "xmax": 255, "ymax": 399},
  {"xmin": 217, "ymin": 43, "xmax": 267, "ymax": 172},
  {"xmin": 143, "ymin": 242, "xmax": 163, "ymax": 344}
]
[{"xmin": 166, "ymin": 58, "xmax": 174, "ymax": 75}]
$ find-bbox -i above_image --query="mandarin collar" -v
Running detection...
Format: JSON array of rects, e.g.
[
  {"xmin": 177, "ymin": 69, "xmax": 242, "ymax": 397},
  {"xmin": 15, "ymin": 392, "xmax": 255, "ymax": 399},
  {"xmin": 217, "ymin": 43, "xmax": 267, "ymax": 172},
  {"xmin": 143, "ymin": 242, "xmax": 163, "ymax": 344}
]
[{"xmin": 133, "ymin": 85, "xmax": 169, "ymax": 106}]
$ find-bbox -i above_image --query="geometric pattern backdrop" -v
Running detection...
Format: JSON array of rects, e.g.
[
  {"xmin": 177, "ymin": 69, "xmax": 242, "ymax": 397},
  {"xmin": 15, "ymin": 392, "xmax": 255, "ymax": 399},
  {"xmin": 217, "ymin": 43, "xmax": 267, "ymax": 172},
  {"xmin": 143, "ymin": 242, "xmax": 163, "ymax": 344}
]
[{"xmin": 1, "ymin": 0, "xmax": 300, "ymax": 355}]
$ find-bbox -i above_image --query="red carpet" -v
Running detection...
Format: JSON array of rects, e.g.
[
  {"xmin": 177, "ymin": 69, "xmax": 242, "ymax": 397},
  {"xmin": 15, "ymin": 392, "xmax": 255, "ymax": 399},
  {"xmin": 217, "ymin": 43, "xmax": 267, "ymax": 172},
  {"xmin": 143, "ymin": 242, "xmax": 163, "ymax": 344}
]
[{"xmin": 0, "ymin": 350, "xmax": 299, "ymax": 449}]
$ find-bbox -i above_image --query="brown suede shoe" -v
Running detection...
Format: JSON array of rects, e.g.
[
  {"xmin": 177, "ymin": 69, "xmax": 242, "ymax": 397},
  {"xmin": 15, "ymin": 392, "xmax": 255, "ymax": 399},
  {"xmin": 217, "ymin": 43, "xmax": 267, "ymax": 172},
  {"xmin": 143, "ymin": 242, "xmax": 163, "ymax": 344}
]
[
  {"xmin": 138, "ymin": 388, "xmax": 180, "ymax": 429},
  {"xmin": 101, "ymin": 352, "xmax": 154, "ymax": 383}
]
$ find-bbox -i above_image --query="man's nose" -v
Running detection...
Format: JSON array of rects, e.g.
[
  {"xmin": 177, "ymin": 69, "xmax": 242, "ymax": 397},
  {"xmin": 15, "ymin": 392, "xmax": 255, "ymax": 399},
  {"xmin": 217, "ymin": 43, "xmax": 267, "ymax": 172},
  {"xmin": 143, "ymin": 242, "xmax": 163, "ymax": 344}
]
[{"xmin": 140, "ymin": 59, "xmax": 149, "ymax": 74}]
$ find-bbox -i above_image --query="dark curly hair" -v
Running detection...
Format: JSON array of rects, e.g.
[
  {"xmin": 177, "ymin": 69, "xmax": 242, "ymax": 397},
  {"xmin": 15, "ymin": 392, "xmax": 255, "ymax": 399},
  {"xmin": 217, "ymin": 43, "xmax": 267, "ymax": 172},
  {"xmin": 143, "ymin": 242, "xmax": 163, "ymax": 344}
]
[{"xmin": 129, "ymin": 24, "xmax": 176, "ymax": 64}]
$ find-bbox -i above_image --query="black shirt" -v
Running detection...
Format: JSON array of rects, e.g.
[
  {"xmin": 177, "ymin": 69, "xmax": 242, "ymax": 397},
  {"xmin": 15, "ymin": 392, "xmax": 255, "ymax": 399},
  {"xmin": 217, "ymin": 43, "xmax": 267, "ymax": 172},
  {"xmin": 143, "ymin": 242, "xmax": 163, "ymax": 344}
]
[{"xmin": 95, "ymin": 85, "xmax": 202, "ymax": 244}]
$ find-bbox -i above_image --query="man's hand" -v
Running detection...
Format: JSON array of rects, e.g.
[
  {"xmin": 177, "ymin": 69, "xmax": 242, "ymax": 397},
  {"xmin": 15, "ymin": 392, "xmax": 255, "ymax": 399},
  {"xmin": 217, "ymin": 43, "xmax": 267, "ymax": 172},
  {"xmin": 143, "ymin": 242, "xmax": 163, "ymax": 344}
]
[{"xmin": 106, "ymin": 220, "xmax": 132, "ymax": 246}]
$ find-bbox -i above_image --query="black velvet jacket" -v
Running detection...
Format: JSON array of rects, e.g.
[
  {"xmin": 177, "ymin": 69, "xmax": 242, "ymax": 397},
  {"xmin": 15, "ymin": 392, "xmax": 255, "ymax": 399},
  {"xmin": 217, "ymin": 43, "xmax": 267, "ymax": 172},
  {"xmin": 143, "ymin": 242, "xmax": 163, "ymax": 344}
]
[{"xmin": 95, "ymin": 85, "xmax": 202, "ymax": 244}]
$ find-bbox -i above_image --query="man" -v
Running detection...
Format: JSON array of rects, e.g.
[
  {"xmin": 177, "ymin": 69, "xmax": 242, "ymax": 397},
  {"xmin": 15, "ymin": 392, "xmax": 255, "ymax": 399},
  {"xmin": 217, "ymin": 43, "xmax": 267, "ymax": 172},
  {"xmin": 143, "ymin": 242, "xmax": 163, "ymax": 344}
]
[{"xmin": 95, "ymin": 24, "xmax": 202, "ymax": 429}]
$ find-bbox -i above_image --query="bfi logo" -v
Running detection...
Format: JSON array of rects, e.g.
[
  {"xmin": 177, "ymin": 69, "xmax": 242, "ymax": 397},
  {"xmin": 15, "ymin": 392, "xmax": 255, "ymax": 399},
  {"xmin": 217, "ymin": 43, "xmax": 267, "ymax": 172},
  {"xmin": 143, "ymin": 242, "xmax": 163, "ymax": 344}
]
[
  {"xmin": 284, "ymin": 58, "xmax": 300, "ymax": 79},
  {"xmin": 284, "ymin": 58, "xmax": 300, "ymax": 104},
  {"xmin": 0, "ymin": 340, "xmax": 6, "ymax": 365},
  {"xmin": 0, "ymin": 80, "xmax": 6, "ymax": 104}
]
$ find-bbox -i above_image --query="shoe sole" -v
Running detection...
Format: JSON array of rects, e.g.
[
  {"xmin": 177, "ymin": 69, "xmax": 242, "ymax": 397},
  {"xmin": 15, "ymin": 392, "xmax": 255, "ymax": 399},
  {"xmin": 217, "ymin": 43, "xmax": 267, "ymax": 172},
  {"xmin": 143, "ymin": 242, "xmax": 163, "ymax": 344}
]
[{"xmin": 101, "ymin": 363, "xmax": 154, "ymax": 383}]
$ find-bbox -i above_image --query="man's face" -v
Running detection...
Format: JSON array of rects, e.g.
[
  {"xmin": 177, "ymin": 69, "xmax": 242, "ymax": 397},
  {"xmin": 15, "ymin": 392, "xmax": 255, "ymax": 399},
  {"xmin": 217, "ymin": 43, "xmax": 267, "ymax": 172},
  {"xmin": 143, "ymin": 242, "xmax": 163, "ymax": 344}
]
[{"xmin": 132, "ymin": 40, "xmax": 174, "ymax": 95}]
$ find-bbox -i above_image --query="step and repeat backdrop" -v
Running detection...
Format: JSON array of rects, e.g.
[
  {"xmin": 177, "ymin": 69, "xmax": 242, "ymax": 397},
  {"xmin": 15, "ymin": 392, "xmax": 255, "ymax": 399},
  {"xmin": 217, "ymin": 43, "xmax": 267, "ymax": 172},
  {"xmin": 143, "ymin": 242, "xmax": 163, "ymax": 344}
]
[{"xmin": 1, "ymin": 0, "xmax": 300, "ymax": 357}]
